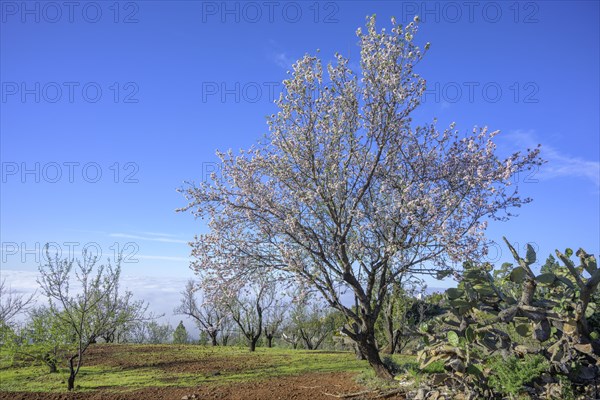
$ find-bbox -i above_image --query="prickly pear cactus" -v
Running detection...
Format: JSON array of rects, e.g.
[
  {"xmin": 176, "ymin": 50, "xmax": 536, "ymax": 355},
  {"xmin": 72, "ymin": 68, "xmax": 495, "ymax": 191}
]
[{"xmin": 418, "ymin": 238, "xmax": 600, "ymax": 398}]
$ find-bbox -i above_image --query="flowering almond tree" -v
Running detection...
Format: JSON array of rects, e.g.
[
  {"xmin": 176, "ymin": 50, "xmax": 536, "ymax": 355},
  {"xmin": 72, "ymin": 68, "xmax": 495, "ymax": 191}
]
[{"xmin": 179, "ymin": 16, "xmax": 542, "ymax": 379}]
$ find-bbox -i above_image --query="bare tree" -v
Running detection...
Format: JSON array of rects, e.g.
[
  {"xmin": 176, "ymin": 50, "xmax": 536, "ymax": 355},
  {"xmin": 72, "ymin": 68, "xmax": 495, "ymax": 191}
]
[
  {"xmin": 175, "ymin": 280, "xmax": 229, "ymax": 346},
  {"xmin": 281, "ymin": 328, "xmax": 301, "ymax": 349},
  {"xmin": 218, "ymin": 313, "xmax": 234, "ymax": 346},
  {"xmin": 97, "ymin": 287, "xmax": 158, "ymax": 344},
  {"xmin": 263, "ymin": 302, "xmax": 287, "ymax": 348},
  {"xmin": 299, "ymin": 303, "xmax": 340, "ymax": 350},
  {"xmin": 128, "ymin": 320, "xmax": 173, "ymax": 344},
  {"xmin": 0, "ymin": 278, "xmax": 35, "ymax": 325},
  {"xmin": 283, "ymin": 296, "xmax": 340, "ymax": 350},
  {"xmin": 37, "ymin": 248, "xmax": 121, "ymax": 391},
  {"xmin": 222, "ymin": 279, "xmax": 277, "ymax": 352}
]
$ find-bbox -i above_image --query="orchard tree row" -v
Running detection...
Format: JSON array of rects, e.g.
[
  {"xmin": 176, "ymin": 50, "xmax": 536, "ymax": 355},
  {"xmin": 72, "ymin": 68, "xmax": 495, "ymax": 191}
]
[{"xmin": 0, "ymin": 247, "xmax": 442, "ymax": 393}]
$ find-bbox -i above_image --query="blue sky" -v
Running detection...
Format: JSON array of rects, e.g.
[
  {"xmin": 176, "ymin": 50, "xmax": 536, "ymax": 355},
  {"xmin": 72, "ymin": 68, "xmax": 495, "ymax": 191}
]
[{"xmin": 1, "ymin": 1, "xmax": 599, "ymax": 324}]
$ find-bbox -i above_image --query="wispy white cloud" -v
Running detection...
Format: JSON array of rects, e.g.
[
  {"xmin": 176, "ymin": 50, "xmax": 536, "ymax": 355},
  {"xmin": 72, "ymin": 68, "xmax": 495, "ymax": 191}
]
[
  {"xmin": 139, "ymin": 231, "xmax": 180, "ymax": 238},
  {"xmin": 505, "ymin": 130, "xmax": 599, "ymax": 188},
  {"xmin": 109, "ymin": 233, "xmax": 188, "ymax": 244},
  {"xmin": 541, "ymin": 147, "xmax": 600, "ymax": 187},
  {"xmin": 267, "ymin": 39, "xmax": 295, "ymax": 70},
  {"xmin": 272, "ymin": 52, "xmax": 294, "ymax": 69}
]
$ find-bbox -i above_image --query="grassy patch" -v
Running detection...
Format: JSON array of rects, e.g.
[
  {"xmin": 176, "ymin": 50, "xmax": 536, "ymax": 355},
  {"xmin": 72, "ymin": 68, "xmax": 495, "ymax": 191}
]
[{"xmin": 0, "ymin": 344, "xmax": 380, "ymax": 393}]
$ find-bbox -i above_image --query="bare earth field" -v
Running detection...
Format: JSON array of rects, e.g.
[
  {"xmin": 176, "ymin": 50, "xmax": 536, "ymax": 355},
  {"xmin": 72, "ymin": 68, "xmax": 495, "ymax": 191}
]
[
  {"xmin": 0, "ymin": 344, "xmax": 408, "ymax": 400},
  {"xmin": 1, "ymin": 373, "xmax": 379, "ymax": 400}
]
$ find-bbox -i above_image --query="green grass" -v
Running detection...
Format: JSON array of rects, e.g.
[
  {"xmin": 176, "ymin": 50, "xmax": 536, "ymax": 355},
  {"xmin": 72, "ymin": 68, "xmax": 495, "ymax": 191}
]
[
  {"xmin": 354, "ymin": 353, "xmax": 444, "ymax": 390},
  {"xmin": 0, "ymin": 365, "xmax": 163, "ymax": 392},
  {"xmin": 0, "ymin": 344, "xmax": 395, "ymax": 393}
]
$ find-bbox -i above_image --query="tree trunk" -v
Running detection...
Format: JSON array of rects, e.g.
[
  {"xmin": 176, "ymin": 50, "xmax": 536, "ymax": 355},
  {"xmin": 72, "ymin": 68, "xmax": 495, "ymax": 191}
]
[
  {"xmin": 48, "ymin": 362, "xmax": 57, "ymax": 373},
  {"xmin": 382, "ymin": 328, "xmax": 397, "ymax": 354},
  {"xmin": 314, "ymin": 334, "xmax": 328, "ymax": 350},
  {"xmin": 357, "ymin": 337, "xmax": 393, "ymax": 380},
  {"xmin": 396, "ymin": 331, "xmax": 409, "ymax": 354},
  {"xmin": 383, "ymin": 297, "xmax": 396, "ymax": 354},
  {"xmin": 390, "ymin": 330, "xmax": 401, "ymax": 354},
  {"xmin": 301, "ymin": 333, "xmax": 314, "ymax": 350},
  {"xmin": 266, "ymin": 334, "xmax": 273, "ymax": 348},
  {"xmin": 353, "ymin": 343, "xmax": 366, "ymax": 360},
  {"xmin": 249, "ymin": 338, "xmax": 257, "ymax": 352},
  {"xmin": 102, "ymin": 330, "xmax": 116, "ymax": 343},
  {"xmin": 44, "ymin": 353, "xmax": 57, "ymax": 373},
  {"xmin": 67, "ymin": 356, "xmax": 77, "ymax": 391},
  {"xmin": 210, "ymin": 334, "xmax": 218, "ymax": 346},
  {"xmin": 343, "ymin": 324, "xmax": 393, "ymax": 380}
]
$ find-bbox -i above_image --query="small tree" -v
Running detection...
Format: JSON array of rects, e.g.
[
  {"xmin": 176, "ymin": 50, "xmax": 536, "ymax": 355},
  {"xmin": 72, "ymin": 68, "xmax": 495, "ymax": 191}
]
[
  {"xmin": 11, "ymin": 306, "xmax": 74, "ymax": 373},
  {"xmin": 37, "ymin": 248, "xmax": 121, "ymax": 391},
  {"xmin": 173, "ymin": 321, "xmax": 189, "ymax": 344},
  {"xmin": 198, "ymin": 330, "xmax": 209, "ymax": 345},
  {"xmin": 175, "ymin": 280, "xmax": 228, "ymax": 346},
  {"xmin": 218, "ymin": 313, "xmax": 234, "ymax": 346},
  {"xmin": 263, "ymin": 303, "xmax": 287, "ymax": 348},
  {"xmin": 96, "ymin": 288, "xmax": 155, "ymax": 344},
  {"xmin": 281, "ymin": 326, "xmax": 301, "ymax": 349},
  {"xmin": 220, "ymin": 278, "xmax": 277, "ymax": 352},
  {"xmin": 286, "ymin": 297, "xmax": 341, "ymax": 350},
  {"xmin": 128, "ymin": 320, "xmax": 173, "ymax": 344},
  {"xmin": 147, "ymin": 321, "xmax": 174, "ymax": 344}
]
